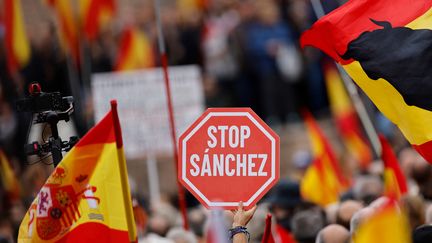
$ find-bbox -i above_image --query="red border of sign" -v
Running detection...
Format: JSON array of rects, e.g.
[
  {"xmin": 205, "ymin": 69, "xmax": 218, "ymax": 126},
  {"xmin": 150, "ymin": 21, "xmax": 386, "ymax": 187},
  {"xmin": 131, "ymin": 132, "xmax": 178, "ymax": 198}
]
[{"xmin": 178, "ymin": 108, "xmax": 280, "ymax": 210}]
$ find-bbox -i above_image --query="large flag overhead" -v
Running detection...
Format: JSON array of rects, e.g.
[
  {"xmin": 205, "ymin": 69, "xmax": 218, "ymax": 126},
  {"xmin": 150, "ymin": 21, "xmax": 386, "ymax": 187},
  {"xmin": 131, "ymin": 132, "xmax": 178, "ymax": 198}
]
[
  {"xmin": 114, "ymin": 27, "xmax": 155, "ymax": 71},
  {"xmin": 18, "ymin": 101, "xmax": 136, "ymax": 242},
  {"xmin": 379, "ymin": 135, "xmax": 408, "ymax": 200},
  {"xmin": 300, "ymin": 111, "xmax": 349, "ymax": 206},
  {"xmin": 4, "ymin": 0, "xmax": 31, "ymax": 74},
  {"xmin": 300, "ymin": 0, "xmax": 432, "ymax": 163},
  {"xmin": 353, "ymin": 199, "xmax": 411, "ymax": 243},
  {"xmin": 324, "ymin": 63, "xmax": 372, "ymax": 169},
  {"xmin": 80, "ymin": 0, "xmax": 116, "ymax": 41}
]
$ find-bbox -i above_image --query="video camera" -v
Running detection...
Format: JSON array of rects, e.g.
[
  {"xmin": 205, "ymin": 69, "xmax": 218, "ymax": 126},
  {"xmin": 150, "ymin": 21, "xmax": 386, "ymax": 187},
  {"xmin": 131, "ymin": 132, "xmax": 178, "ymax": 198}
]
[
  {"xmin": 16, "ymin": 83, "xmax": 79, "ymax": 166},
  {"xmin": 16, "ymin": 83, "xmax": 74, "ymax": 113}
]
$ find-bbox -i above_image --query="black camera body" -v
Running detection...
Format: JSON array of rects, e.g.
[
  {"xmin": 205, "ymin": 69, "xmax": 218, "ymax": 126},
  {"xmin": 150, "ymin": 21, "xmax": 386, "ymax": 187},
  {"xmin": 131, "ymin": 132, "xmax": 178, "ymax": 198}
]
[
  {"xmin": 16, "ymin": 91, "xmax": 74, "ymax": 113},
  {"xmin": 16, "ymin": 83, "xmax": 78, "ymax": 166}
]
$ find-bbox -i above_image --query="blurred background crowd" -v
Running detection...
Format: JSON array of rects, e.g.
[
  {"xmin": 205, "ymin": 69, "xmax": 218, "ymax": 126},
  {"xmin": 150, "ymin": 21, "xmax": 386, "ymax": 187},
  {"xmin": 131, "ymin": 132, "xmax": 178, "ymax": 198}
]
[{"xmin": 0, "ymin": 0, "xmax": 429, "ymax": 242}]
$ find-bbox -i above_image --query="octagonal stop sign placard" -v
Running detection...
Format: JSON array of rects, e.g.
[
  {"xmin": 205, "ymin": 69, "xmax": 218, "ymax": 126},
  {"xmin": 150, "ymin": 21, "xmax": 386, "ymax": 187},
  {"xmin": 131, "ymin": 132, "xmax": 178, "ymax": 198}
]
[{"xmin": 179, "ymin": 108, "xmax": 280, "ymax": 210}]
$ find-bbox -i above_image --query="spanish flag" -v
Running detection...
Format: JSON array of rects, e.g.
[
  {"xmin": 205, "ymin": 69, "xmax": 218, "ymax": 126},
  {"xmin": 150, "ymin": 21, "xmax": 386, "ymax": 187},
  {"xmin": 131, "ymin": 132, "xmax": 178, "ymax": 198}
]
[
  {"xmin": 300, "ymin": 111, "xmax": 349, "ymax": 206},
  {"xmin": 80, "ymin": 0, "xmax": 116, "ymax": 41},
  {"xmin": 301, "ymin": 0, "xmax": 432, "ymax": 163},
  {"xmin": 379, "ymin": 135, "xmax": 408, "ymax": 200},
  {"xmin": 45, "ymin": 0, "xmax": 80, "ymax": 65},
  {"xmin": 353, "ymin": 199, "xmax": 411, "ymax": 243},
  {"xmin": 324, "ymin": 63, "xmax": 372, "ymax": 170},
  {"xmin": 0, "ymin": 150, "xmax": 21, "ymax": 201},
  {"xmin": 4, "ymin": 0, "xmax": 31, "ymax": 74},
  {"xmin": 115, "ymin": 27, "xmax": 155, "ymax": 71},
  {"xmin": 18, "ymin": 101, "xmax": 136, "ymax": 242}
]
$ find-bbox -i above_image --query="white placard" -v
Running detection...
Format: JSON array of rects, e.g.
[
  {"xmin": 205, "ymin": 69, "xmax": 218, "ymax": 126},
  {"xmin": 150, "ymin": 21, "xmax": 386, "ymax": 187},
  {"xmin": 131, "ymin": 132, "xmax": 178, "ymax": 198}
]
[{"xmin": 91, "ymin": 65, "xmax": 205, "ymax": 159}]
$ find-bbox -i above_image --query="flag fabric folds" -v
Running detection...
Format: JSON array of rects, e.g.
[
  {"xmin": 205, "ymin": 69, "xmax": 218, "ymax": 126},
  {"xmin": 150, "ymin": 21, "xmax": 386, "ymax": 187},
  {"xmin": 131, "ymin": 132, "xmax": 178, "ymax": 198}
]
[
  {"xmin": 300, "ymin": 111, "xmax": 349, "ymax": 206},
  {"xmin": 114, "ymin": 27, "xmax": 155, "ymax": 71},
  {"xmin": 261, "ymin": 214, "xmax": 275, "ymax": 243},
  {"xmin": 379, "ymin": 135, "xmax": 408, "ymax": 200},
  {"xmin": 300, "ymin": 0, "xmax": 432, "ymax": 163},
  {"xmin": 4, "ymin": 0, "xmax": 31, "ymax": 74},
  {"xmin": 324, "ymin": 63, "xmax": 372, "ymax": 169},
  {"xmin": 18, "ymin": 101, "xmax": 136, "ymax": 242},
  {"xmin": 353, "ymin": 199, "xmax": 411, "ymax": 243},
  {"xmin": 0, "ymin": 150, "xmax": 21, "ymax": 201},
  {"xmin": 80, "ymin": 0, "xmax": 116, "ymax": 41}
]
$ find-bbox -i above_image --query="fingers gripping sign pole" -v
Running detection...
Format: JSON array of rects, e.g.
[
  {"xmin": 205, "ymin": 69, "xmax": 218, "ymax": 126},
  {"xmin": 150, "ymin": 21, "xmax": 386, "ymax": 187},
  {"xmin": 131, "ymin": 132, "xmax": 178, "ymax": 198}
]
[
  {"xmin": 153, "ymin": 0, "xmax": 189, "ymax": 230},
  {"xmin": 309, "ymin": 0, "xmax": 382, "ymax": 157}
]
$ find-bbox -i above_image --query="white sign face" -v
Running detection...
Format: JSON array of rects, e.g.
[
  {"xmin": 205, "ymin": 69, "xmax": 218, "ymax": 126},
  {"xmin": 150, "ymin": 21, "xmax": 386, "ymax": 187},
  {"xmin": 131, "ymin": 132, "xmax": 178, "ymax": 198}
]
[{"xmin": 91, "ymin": 65, "xmax": 205, "ymax": 159}]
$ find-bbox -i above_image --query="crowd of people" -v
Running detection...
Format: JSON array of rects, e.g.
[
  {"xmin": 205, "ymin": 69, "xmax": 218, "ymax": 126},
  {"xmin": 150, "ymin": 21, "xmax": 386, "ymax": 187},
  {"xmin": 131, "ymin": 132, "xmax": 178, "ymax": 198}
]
[{"xmin": 0, "ymin": 0, "xmax": 429, "ymax": 242}]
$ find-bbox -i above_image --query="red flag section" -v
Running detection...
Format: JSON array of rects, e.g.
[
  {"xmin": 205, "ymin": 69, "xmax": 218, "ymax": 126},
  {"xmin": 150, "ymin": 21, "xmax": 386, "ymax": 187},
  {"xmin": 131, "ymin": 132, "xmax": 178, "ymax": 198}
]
[
  {"xmin": 379, "ymin": 135, "xmax": 408, "ymax": 200},
  {"xmin": 300, "ymin": 111, "xmax": 349, "ymax": 206},
  {"xmin": 115, "ymin": 27, "xmax": 155, "ymax": 71},
  {"xmin": 4, "ymin": 0, "xmax": 31, "ymax": 74},
  {"xmin": 261, "ymin": 214, "xmax": 275, "ymax": 243},
  {"xmin": 301, "ymin": 0, "xmax": 432, "ymax": 64},
  {"xmin": 80, "ymin": 0, "xmax": 116, "ymax": 41}
]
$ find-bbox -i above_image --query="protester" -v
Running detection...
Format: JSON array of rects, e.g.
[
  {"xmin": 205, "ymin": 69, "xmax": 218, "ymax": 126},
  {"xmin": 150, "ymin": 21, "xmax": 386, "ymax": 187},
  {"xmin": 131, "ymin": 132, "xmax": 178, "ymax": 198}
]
[
  {"xmin": 315, "ymin": 224, "xmax": 350, "ymax": 243},
  {"xmin": 335, "ymin": 200, "xmax": 363, "ymax": 230},
  {"xmin": 2, "ymin": 1, "xmax": 432, "ymax": 243}
]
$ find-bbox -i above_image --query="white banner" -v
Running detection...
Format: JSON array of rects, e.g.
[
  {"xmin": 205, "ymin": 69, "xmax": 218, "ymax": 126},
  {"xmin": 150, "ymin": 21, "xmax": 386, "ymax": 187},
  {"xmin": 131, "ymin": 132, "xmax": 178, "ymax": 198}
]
[{"xmin": 91, "ymin": 65, "xmax": 205, "ymax": 159}]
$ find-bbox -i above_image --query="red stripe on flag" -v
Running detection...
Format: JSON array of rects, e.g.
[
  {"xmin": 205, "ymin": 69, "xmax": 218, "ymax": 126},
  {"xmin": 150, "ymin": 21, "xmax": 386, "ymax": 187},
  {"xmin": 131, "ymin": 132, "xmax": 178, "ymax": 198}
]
[
  {"xmin": 413, "ymin": 141, "xmax": 432, "ymax": 164},
  {"xmin": 5, "ymin": 0, "xmax": 18, "ymax": 73},
  {"xmin": 110, "ymin": 100, "xmax": 123, "ymax": 148},
  {"xmin": 75, "ymin": 111, "xmax": 115, "ymax": 147},
  {"xmin": 300, "ymin": 0, "xmax": 432, "ymax": 64},
  {"xmin": 56, "ymin": 222, "xmax": 129, "ymax": 242}
]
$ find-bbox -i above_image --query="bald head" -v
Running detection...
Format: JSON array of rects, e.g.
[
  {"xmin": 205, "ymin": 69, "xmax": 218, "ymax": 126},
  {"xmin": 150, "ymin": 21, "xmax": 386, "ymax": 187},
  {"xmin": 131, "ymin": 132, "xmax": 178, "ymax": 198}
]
[
  {"xmin": 316, "ymin": 224, "xmax": 350, "ymax": 243},
  {"xmin": 336, "ymin": 200, "xmax": 363, "ymax": 230}
]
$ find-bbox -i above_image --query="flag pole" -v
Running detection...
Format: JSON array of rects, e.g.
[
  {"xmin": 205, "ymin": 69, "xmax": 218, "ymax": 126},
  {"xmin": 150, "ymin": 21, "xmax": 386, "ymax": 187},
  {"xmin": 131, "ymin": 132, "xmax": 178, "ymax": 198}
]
[
  {"xmin": 309, "ymin": 0, "xmax": 382, "ymax": 157},
  {"xmin": 153, "ymin": 0, "xmax": 189, "ymax": 230},
  {"xmin": 110, "ymin": 100, "xmax": 137, "ymax": 242}
]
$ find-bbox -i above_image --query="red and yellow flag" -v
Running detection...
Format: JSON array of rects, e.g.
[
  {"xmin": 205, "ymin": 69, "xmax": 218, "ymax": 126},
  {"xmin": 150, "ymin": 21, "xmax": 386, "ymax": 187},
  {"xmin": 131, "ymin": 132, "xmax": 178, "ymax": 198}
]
[
  {"xmin": 353, "ymin": 199, "xmax": 411, "ymax": 243},
  {"xmin": 79, "ymin": 0, "xmax": 116, "ymax": 41},
  {"xmin": 45, "ymin": 0, "xmax": 80, "ymax": 65},
  {"xmin": 301, "ymin": 0, "xmax": 432, "ymax": 163},
  {"xmin": 324, "ymin": 63, "xmax": 372, "ymax": 169},
  {"xmin": 0, "ymin": 150, "xmax": 21, "ymax": 201},
  {"xmin": 4, "ymin": 0, "xmax": 31, "ymax": 74},
  {"xmin": 379, "ymin": 135, "xmax": 408, "ymax": 200},
  {"xmin": 18, "ymin": 101, "xmax": 136, "ymax": 242},
  {"xmin": 300, "ymin": 111, "xmax": 349, "ymax": 206},
  {"xmin": 115, "ymin": 27, "xmax": 155, "ymax": 71}
]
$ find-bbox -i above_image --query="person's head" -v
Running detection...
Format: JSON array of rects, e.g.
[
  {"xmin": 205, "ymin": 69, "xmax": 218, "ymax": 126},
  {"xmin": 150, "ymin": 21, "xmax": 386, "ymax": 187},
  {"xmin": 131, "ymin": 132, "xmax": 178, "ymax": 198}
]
[
  {"xmin": 315, "ymin": 224, "xmax": 350, "ymax": 243},
  {"xmin": 266, "ymin": 180, "xmax": 303, "ymax": 230},
  {"xmin": 413, "ymin": 225, "xmax": 432, "ymax": 243},
  {"xmin": 336, "ymin": 200, "xmax": 363, "ymax": 230},
  {"xmin": 399, "ymin": 195, "xmax": 425, "ymax": 231},
  {"xmin": 166, "ymin": 227, "xmax": 198, "ymax": 243},
  {"xmin": 352, "ymin": 175, "xmax": 384, "ymax": 205},
  {"xmin": 291, "ymin": 207, "xmax": 326, "ymax": 243}
]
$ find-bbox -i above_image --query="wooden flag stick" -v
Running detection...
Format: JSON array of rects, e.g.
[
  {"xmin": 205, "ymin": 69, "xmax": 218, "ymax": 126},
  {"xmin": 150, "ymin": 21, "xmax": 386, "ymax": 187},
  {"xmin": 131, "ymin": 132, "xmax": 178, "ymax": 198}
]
[
  {"xmin": 153, "ymin": 0, "xmax": 189, "ymax": 230},
  {"xmin": 111, "ymin": 100, "xmax": 137, "ymax": 242}
]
